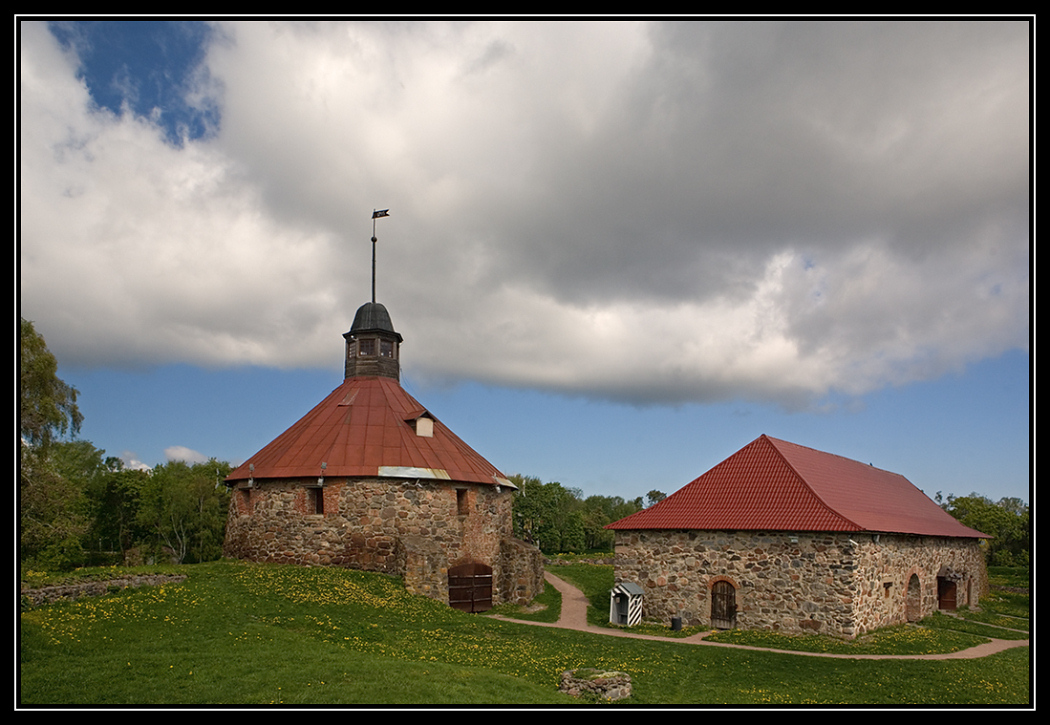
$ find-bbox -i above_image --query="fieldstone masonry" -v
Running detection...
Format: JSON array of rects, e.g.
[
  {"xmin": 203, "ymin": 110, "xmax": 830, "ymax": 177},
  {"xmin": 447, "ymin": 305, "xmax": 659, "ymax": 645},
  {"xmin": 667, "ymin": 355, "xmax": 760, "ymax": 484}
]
[
  {"xmin": 223, "ymin": 476, "xmax": 544, "ymax": 607},
  {"xmin": 559, "ymin": 669, "xmax": 632, "ymax": 701},
  {"xmin": 21, "ymin": 574, "xmax": 187, "ymax": 606},
  {"xmin": 613, "ymin": 529, "xmax": 987, "ymax": 638}
]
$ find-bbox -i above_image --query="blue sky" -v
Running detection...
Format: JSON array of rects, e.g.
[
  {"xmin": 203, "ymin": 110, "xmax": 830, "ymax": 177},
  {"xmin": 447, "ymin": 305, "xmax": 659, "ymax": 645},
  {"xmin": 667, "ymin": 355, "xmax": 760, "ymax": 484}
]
[{"xmin": 20, "ymin": 19, "xmax": 1031, "ymax": 505}]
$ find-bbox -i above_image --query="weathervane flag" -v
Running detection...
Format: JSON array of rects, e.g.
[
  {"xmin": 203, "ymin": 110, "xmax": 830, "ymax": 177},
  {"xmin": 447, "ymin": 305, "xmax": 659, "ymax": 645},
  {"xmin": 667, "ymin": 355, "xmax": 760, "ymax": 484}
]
[{"xmin": 372, "ymin": 209, "xmax": 390, "ymax": 219}]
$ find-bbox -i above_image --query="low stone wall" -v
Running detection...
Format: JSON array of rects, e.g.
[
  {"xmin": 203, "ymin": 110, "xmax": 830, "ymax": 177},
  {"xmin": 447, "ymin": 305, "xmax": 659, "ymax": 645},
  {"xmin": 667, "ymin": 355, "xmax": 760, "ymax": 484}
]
[
  {"xmin": 21, "ymin": 574, "xmax": 187, "ymax": 606},
  {"xmin": 558, "ymin": 668, "xmax": 632, "ymax": 701}
]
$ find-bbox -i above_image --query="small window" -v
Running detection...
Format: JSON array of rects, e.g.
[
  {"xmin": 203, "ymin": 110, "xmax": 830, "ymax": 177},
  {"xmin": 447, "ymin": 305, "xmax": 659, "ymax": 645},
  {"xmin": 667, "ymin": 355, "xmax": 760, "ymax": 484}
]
[
  {"xmin": 307, "ymin": 487, "xmax": 324, "ymax": 515},
  {"xmin": 358, "ymin": 338, "xmax": 376, "ymax": 356},
  {"xmin": 239, "ymin": 488, "xmax": 252, "ymax": 514},
  {"xmin": 379, "ymin": 339, "xmax": 395, "ymax": 358},
  {"xmin": 456, "ymin": 488, "xmax": 469, "ymax": 515}
]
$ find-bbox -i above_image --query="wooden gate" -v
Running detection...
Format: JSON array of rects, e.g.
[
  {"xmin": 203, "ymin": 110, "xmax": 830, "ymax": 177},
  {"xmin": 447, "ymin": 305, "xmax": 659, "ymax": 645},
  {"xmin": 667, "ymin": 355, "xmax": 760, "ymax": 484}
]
[
  {"xmin": 448, "ymin": 562, "xmax": 493, "ymax": 613},
  {"xmin": 711, "ymin": 580, "xmax": 737, "ymax": 629}
]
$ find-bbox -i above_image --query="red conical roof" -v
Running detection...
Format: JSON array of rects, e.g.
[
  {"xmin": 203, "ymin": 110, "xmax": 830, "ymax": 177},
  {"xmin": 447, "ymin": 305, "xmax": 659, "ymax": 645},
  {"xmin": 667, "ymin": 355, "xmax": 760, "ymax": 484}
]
[
  {"xmin": 225, "ymin": 375, "xmax": 511, "ymax": 487},
  {"xmin": 607, "ymin": 435, "xmax": 988, "ymax": 538}
]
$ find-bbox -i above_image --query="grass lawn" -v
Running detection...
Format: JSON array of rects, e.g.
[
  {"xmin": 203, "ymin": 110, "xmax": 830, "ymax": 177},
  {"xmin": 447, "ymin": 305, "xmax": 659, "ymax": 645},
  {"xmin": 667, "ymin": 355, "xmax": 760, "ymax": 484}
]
[{"xmin": 19, "ymin": 560, "xmax": 1030, "ymax": 707}]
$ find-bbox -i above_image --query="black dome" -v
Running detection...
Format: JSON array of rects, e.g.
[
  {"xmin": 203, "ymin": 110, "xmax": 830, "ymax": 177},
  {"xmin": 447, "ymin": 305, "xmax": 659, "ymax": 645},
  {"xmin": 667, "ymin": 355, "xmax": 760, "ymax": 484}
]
[{"xmin": 350, "ymin": 302, "xmax": 400, "ymax": 337}]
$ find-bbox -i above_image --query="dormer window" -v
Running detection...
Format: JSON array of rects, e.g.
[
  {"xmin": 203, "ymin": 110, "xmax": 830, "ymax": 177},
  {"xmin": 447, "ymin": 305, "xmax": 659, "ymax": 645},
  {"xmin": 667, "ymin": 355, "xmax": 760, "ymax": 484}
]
[
  {"xmin": 414, "ymin": 416, "xmax": 433, "ymax": 437},
  {"xmin": 406, "ymin": 410, "xmax": 434, "ymax": 437}
]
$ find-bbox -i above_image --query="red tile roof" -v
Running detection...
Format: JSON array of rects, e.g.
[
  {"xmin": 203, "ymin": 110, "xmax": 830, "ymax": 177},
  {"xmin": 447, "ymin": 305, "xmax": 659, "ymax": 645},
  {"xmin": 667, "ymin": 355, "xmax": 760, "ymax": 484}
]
[
  {"xmin": 607, "ymin": 435, "xmax": 988, "ymax": 538},
  {"xmin": 225, "ymin": 375, "xmax": 511, "ymax": 487}
]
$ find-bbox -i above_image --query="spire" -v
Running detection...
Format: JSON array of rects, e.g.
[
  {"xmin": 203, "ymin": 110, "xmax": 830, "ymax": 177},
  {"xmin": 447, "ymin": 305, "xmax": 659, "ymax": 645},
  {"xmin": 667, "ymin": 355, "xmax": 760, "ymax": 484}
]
[{"xmin": 344, "ymin": 209, "xmax": 400, "ymax": 380}]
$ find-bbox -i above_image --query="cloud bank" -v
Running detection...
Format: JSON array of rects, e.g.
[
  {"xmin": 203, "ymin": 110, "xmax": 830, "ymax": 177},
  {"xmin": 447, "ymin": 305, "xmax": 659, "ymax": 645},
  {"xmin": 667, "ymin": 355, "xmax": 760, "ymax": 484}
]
[{"xmin": 19, "ymin": 20, "xmax": 1030, "ymax": 408}]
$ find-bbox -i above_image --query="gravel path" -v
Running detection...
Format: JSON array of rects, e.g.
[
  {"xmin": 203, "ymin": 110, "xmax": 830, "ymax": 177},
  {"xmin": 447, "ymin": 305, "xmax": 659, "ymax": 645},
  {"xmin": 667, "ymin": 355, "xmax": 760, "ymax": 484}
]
[{"xmin": 492, "ymin": 571, "xmax": 1029, "ymax": 660}]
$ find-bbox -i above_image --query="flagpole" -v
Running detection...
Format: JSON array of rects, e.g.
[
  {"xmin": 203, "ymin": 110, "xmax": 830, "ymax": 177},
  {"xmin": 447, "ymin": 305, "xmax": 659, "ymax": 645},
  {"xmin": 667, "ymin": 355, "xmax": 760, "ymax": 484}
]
[{"xmin": 370, "ymin": 209, "xmax": 389, "ymax": 305}]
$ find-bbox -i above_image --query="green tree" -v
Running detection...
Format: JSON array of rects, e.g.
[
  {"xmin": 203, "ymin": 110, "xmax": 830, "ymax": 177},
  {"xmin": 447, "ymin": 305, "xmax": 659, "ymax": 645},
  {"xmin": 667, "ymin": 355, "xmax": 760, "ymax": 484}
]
[
  {"xmin": 81, "ymin": 454, "xmax": 151, "ymax": 564},
  {"xmin": 509, "ymin": 476, "xmax": 647, "ymax": 554},
  {"xmin": 579, "ymin": 494, "xmax": 645, "ymax": 550},
  {"xmin": 137, "ymin": 460, "xmax": 231, "ymax": 564},
  {"xmin": 20, "ymin": 318, "xmax": 82, "ymax": 449},
  {"xmin": 19, "ymin": 444, "xmax": 88, "ymax": 567},
  {"xmin": 509, "ymin": 475, "xmax": 586, "ymax": 554},
  {"xmin": 941, "ymin": 492, "xmax": 1030, "ymax": 566},
  {"xmin": 19, "ymin": 319, "xmax": 87, "ymax": 566},
  {"xmin": 646, "ymin": 490, "xmax": 666, "ymax": 507}
]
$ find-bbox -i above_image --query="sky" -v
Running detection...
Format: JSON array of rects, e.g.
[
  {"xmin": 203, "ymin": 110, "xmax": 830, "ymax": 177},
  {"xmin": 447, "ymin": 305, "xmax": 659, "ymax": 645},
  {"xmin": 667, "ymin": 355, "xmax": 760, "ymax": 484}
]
[{"xmin": 18, "ymin": 18, "xmax": 1032, "ymax": 506}]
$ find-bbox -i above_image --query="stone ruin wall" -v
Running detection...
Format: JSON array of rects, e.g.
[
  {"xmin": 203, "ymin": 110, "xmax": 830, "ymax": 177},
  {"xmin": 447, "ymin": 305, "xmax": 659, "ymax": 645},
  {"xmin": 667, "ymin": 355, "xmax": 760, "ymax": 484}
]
[
  {"xmin": 613, "ymin": 529, "xmax": 988, "ymax": 638},
  {"xmin": 223, "ymin": 476, "xmax": 543, "ymax": 607}
]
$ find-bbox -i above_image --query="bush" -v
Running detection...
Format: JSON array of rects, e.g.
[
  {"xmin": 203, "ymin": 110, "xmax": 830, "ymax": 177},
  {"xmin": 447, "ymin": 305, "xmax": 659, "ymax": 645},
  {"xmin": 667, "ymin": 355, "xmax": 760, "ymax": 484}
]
[{"xmin": 37, "ymin": 536, "xmax": 86, "ymax": 572}]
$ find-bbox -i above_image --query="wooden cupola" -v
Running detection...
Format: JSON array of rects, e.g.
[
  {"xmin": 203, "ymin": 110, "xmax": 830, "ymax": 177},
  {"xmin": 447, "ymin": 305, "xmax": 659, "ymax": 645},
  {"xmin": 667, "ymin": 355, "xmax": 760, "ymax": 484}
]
[{"xmin": 343, "ymin": 301, "xmax": 403, "ymax": 381}]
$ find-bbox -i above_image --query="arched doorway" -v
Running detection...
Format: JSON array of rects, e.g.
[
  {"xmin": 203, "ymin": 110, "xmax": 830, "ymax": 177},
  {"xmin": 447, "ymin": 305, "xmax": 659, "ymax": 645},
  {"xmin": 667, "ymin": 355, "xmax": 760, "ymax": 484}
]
[
  {"xmin": 711, "ymin": 580, "xmax": 737, "ymax": 629},
  {"xmin": 937, "ymin": 571, "xmax": 958, "ymax": 611},
  {"xmin": 906, "ymin": 573, "xmax": 922, "ymax": 622},
  {"xmin": 448, "ymin": 561, "xmax": 493, "ymax": 613}
]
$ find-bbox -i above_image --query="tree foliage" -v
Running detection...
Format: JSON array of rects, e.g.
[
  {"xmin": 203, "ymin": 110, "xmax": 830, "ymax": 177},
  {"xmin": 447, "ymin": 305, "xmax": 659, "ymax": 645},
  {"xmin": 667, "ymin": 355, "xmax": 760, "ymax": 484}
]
[
  {"xmin": 18, "ymin": 318, "xmax": 232, "ymax": 570},
  {"xmin": 20, "ymin": 318, "xmax": 82, "ymax": 449},
  {"xmin": 19, "ymin": 320, "xmax": 87, "ymax": 565},
  {"xmin": 19, "ymin": 443, "xmax": 88, "ymax": 566},
  {"xmin": 939, "ymin": 491, "xmax": 1030, "ymax": 566},
  {"xmin": 137, "ymin": 460, "xmax": 231, "ymax": 565},
  {"xmin": 509, "ymin": 474, "xmax": 645, "ymax": 554}
]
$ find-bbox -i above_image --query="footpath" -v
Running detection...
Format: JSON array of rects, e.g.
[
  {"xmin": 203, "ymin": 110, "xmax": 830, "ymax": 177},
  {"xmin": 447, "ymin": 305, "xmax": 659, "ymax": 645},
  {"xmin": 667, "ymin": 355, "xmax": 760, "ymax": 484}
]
[{"xmin": 491, "ymin": 571, "xmax": 1029, "ymax": 661}]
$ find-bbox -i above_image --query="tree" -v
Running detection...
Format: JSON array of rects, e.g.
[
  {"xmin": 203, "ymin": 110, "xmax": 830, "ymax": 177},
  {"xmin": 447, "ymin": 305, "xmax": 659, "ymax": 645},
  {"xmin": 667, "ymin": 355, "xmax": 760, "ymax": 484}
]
[
  {"xmin": 19, "ymin": 320, "xmax": 87, "ymax": 566},
  {"xmin": 578, "ymin": 494, "xmax": 645, "ymax": 550},
  {"xmin": 509, "ymin": 475, "xmax": 586, "ymax": 554},
  {"xmin": 78, "ymin": 453, "xmax": 151, "ymax": 564},
  {"xmin": 645, "ymin": 490, "xmax": 666, "ymax": 507},
  {"xmin": 19, "ymin": 444, "xmax": 88, "ymax": 566},
  {"xmin": 509, "ymin": 475, "xmax": 645, "ymax": 554},
  {"xmin": 940, "ymin": 492, "xmax": 1030, "ymax": 566},
  {"xmin": 20, "ymin": 318, "xmax": 82, "ymax": 449},
  {"xmin": 137, "ymin": 460, "xmax": 231, "ymax": 564}
]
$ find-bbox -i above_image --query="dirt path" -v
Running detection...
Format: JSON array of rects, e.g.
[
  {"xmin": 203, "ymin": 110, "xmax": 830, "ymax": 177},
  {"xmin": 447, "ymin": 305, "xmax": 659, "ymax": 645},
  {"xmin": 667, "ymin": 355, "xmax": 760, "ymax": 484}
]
[{"xmin": 492, "ymin": 571, "xmax": 1029, "ymax": 661}]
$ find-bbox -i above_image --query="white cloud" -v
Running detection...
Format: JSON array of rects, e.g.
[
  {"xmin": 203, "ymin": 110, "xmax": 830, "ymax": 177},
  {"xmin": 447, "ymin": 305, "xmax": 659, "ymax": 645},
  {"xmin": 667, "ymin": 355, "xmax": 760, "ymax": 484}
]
[
  {"xmin": 19, "ymin": 19, "xmax": 1030, "ymax": 410},
  {"xmin": 120, "ymin": 451, "xmax": 153, "ymax": 471},
  {"xmin": 163, "ymin": 445, "xmax": 209, "ymax": 464}
]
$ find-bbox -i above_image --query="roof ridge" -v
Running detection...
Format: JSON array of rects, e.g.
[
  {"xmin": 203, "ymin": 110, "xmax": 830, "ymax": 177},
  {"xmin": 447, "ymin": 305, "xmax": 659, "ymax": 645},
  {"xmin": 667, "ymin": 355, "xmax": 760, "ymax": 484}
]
[
  {"xmin": 760, "ymin": 435, "xmax": 863, "ymax": 531},
  {"xmin": 765, "ymin": 434, "xmax": 899, "ymax": 475}
]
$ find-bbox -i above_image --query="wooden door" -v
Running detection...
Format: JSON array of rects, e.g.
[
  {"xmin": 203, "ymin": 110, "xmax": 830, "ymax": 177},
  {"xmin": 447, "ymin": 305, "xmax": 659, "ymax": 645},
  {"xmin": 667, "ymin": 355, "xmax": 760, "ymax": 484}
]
[
  {"xmin": 937, "ymin": 577, "xmax": 957, "ymax": 611},
  {"xmin": 711, "ymin": 580, "xmax": 736, "ymax": 629},
  {"xmin": 448, "ymin": 562, "xmax": 493, "ymax": 613}
]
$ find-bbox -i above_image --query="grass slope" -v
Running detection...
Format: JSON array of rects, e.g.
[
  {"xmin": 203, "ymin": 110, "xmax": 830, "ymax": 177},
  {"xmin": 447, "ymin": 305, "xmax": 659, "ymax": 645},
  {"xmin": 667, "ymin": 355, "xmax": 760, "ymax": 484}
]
[{"xmin": 20, "ymin": 560, "xmax": 1030, "ymax": 706}]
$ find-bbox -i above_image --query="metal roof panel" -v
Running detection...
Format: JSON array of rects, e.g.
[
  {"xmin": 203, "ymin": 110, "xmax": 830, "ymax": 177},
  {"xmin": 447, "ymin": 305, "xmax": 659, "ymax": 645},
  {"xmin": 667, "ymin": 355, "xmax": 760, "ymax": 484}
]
[{"xmin": 226, "ymin": 376, "xmax": 507, "ymax": 486}]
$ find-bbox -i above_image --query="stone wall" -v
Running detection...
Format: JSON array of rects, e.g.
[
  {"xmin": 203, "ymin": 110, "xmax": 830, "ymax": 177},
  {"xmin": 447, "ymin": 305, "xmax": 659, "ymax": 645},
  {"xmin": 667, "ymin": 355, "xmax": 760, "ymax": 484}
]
[
  {"xmin": 223, "ymin": 476, "xmax": 543, "ymax": 607},
  {"xmin": 613, "ymin": 529, "xmax": 987, "ymax": 638},
  {"xmin": 21, "ymin": 575, "xmax": 187, "ymax": 606}
]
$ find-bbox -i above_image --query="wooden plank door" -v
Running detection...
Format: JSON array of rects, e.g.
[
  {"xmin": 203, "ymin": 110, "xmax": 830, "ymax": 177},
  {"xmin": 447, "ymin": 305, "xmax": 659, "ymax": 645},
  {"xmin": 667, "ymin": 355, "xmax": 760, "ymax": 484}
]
[
  {"xmin": 448, "ymin": 562, "xmax": 493, "ymax": 613},
  {"xmin": 711, "ymin": 581, "xmax": 737, "ymax": 629}
]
